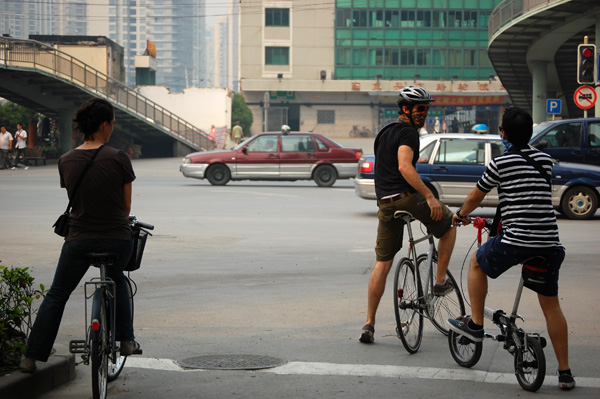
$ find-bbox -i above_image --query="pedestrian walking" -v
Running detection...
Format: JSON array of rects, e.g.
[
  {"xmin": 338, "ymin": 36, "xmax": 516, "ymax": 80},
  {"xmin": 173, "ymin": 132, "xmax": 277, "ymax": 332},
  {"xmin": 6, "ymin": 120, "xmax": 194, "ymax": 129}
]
[
  {"xmin": 0, "ymin": 124, "xmax": 13, "ymax": 169},
  {"xmin": 12, "ymin": 122, "xmax": 29, "ymax": 169}
]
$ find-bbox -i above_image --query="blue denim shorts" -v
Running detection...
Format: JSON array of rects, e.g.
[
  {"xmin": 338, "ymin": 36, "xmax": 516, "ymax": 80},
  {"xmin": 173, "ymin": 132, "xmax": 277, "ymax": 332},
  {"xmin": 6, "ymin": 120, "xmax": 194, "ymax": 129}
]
[{"xmin": 476, "ymin": 234, "xmax": 564, "ymax": 297}]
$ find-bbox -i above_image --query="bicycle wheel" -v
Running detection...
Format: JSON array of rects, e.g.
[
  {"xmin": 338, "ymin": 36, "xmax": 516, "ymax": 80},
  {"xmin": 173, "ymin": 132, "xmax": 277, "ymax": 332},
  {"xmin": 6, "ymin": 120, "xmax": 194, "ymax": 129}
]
[
  {"xmin": 91, "ymin": 290, "xmax": 109, "ymax": 399},
  {"xmin": 108, "ymin": 277, "xmax": 133, "ymax": 382},
  {"xmin": 393, "ymin": 258, "xmax": 423, "ymax": 354},
  {"xmin": 417, "ymin": 254, "xmax": 465, "ymax": 335},
  {"xmin": 514, "ymin": 336, "xmax": 546, "ymax": 392},
  {"xmin": 448, "ymin": 327, "xmax": 483, "ymax": 368}
]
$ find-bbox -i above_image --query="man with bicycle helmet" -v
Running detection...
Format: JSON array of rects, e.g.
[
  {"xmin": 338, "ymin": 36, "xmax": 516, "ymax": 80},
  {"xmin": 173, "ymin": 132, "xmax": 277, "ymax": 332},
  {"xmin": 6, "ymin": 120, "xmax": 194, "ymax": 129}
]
[{"xmin": 360, "ymin": 86, "xmax": 458, "ymax": 343}]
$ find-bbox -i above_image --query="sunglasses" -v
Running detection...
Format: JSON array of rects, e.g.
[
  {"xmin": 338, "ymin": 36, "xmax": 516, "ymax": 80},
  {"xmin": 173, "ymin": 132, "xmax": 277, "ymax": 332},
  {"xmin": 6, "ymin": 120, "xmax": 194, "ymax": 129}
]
[{"xmin": 413, "ymin": 105, "xmax": 429, "ymax": 113}]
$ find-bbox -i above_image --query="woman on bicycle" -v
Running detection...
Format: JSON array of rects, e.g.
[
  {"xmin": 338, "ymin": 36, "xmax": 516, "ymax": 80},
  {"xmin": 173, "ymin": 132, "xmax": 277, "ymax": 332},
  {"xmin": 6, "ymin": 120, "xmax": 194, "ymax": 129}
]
[{"xmin": 20, "ymin": 98, "xmax": 140, "ymax": 373}]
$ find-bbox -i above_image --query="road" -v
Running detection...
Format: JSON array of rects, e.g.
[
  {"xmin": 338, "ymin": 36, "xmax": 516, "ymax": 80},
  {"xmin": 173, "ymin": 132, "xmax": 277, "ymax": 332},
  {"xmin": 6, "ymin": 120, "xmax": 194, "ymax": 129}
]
[{"xmin": 1, "ymin": 150, "xmax": 599, "ymax": 398}]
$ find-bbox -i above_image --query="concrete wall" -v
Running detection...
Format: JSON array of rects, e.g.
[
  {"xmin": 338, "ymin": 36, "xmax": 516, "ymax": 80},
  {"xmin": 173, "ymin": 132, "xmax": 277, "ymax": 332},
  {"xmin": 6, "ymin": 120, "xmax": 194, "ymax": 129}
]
[
  {"xmin": 240, "ymin": 0, "xmax": 334, "ymax": 81},
  {"xmin": 136, "ymin": 86, "xmax": 232, "ymax": 132}
]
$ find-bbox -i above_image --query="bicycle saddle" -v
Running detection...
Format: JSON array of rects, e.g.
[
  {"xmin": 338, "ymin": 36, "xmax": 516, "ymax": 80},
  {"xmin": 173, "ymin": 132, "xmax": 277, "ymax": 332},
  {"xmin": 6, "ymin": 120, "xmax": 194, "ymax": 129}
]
[
  {"xmin": 85, "ymin": 252, "xmax": 120, "ymax": 267},
  {"xmin": 394, "ymin": 210, "xmax": 414, "ymax": 221}
]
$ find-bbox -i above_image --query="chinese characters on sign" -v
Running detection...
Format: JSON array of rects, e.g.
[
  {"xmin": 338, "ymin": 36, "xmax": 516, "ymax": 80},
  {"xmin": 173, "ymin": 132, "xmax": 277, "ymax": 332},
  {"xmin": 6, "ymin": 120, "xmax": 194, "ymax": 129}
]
[
  {"xmin": 434, "ymin": 95, "xmax": 505, "ymax": 105},
  {"xmin": 349, "ymin": 81, "xmax": 503, "ymax": 96}
]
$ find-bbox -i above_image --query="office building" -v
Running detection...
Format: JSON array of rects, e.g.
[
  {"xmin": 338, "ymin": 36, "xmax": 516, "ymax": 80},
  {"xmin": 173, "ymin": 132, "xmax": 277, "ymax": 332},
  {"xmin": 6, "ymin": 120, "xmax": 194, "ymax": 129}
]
[{"xmin": 240, "ymin": 0, "xmax": 507, "ymax": 136}]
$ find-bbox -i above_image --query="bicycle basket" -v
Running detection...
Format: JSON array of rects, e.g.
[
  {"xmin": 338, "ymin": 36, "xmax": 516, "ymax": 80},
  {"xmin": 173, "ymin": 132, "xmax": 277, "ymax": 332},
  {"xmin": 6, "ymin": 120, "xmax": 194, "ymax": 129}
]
[{"xmin": 125, "ymin": 228, "xmax": 150, "ymax": 272}]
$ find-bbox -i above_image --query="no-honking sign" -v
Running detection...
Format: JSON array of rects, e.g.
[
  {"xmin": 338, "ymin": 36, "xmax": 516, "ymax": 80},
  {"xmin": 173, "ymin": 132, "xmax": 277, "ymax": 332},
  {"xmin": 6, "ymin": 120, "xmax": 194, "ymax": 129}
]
[{"xmin": 574, "ymin": 85, "xmax": 597, "ymax": 109}]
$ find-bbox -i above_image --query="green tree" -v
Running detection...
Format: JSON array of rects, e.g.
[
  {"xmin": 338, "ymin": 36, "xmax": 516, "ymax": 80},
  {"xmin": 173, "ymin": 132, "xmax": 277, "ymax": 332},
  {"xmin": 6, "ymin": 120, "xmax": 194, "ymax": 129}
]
[
  {"xmin": 0, "ymin": 101, "xmax": 40, "ymax": 132},
  {"xmin": 231, "ymin": 93, "xmax": 253, "ymax": 136}
]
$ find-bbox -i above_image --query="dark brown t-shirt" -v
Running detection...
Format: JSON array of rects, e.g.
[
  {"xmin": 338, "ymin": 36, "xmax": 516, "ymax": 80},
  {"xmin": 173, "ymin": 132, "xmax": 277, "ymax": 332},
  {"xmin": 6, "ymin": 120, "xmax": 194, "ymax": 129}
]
[{"xmin": 58, "ymin": 146, "xmax": 136, "ymax": 241}]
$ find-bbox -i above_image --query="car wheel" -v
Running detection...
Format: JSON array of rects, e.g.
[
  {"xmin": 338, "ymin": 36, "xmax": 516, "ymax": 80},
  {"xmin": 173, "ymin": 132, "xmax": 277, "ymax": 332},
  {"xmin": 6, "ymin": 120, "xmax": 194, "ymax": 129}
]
[
  {"xmin": 560, "ymin": 186, "xmax": 598, "ymax": 220},
  {"xmin": 206, "ymin": 164, "xmax": 231, "ymax": 185},
  {"xmin": 313, "ymin": 165, "xmax": 337, "ymax": 187}
]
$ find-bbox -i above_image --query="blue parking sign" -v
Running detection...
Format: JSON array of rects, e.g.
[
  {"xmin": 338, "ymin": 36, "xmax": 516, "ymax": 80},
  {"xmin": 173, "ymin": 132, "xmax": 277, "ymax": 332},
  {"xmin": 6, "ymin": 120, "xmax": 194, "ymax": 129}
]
[{"xmin": 546, "ymin": 99, "xmax": 562, "ymax": 114}]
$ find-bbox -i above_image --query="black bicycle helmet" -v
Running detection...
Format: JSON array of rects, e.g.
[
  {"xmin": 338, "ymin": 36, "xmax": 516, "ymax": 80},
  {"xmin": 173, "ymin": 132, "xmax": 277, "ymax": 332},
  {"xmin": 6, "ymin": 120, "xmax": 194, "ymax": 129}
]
[{"xmin": 396, "ymin": 85, "xmax": 435, "ymax": 107}]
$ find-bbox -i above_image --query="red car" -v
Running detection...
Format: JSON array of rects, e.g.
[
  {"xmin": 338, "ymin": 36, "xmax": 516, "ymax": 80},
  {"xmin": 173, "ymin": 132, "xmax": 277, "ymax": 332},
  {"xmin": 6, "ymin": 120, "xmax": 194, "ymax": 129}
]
[{"xmin": 180, "ymin": 132, "xmax": 363, "ymax": 187}]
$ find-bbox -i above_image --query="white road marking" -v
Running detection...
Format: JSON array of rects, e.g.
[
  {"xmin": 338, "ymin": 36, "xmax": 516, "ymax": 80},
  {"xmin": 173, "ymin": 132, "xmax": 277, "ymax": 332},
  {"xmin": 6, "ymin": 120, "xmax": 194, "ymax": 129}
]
[{"xmin": 125, "ymin": 358, "xmax": 600, "ymax": 388}]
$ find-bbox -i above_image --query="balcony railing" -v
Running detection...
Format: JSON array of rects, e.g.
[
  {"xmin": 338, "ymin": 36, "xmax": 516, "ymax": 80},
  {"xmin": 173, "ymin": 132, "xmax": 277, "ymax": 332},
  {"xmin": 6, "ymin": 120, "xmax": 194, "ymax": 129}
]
[
  {"xmin": 489, "ymin": 0, "xmax": 562, "ymax": 40},
  {"xmin": 0, "ymin": 36, "xmax": 211, "ymax": 151}
]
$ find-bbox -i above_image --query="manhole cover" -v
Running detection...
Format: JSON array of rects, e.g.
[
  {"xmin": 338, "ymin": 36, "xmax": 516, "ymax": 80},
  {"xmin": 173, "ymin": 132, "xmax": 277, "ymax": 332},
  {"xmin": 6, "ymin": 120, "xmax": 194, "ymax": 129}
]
[{"xmin": 177, "ymin": 354, "xmax": 287, "ymax": 370}]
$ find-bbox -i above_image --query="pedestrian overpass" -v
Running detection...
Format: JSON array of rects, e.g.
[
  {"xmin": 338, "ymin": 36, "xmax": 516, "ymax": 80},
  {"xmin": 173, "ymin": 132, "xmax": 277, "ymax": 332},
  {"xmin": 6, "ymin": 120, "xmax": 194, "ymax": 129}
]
[
  {"xmin": 0, "ymin": 36, "xmax": 212, "ymax": 157},
  {"xmin": 488, "ymin": 0, "xmax": 600, "ymax": 123}
]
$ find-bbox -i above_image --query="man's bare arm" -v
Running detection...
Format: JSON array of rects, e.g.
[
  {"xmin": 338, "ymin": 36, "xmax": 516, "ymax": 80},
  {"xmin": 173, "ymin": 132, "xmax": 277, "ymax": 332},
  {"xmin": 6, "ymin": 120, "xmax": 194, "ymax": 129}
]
[{"xmin": 397, "ymin": 145, "xmax": 442, "ymax": 221}]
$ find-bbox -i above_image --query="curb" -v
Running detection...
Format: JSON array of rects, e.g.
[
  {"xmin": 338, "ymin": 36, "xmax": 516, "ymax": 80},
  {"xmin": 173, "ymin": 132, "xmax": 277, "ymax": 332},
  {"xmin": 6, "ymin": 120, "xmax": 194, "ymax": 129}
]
[{"xmin": 0, "ymin": 344, "xmax": 75, "ymax": 398}]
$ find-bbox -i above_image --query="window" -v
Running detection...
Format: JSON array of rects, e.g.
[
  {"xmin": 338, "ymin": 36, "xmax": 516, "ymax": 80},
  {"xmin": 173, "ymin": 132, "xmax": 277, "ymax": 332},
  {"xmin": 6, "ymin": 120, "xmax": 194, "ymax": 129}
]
[
  {"xmin": 266, "ymin": 8, "xmax": 289, "ymax": 27},
  {"xmin": 419, "ymin": 141, "xmax": 436, "ymax": 163},
  {"xmin": 589, "ymin": 123, "xmax": 600, "ymax": 148},
  {"xmin": 491, "ymin": 141, "xmax": 505, "ymax": 158},
  {"xmin": 352, "ymin": 10, "xmax": 367, "ymax": 27},
  {"xmin": 281, "ymin": 136, "xmax": 315, "ymax": 152},
  {"xmin": 265, "ymin": 47, "xmax": 289, "ymax": 65},
  {"xmin": 384, "ymin": 10, "xmax": 399, "ymax": 27},
  {"xmin": 317, "ymin": 110, "xmax": 335, "ymax": 124},
  {"xmin": 247, "ymin": 136, "xmax": 278, "ymax": 152},
  {"xmin": 545, "ymin": 123, "xmax": 582, "ymax": 148},
  {"xmin": 336, "ymin": 9, "xmax": 352, "ymax": 27},
  {"xmin": 315, "ymin": 138, "xmax": 329, "ymax": 151},
  {"xmin": 435, "ymin": 140, "xmax": 486, "ymax": 165}
]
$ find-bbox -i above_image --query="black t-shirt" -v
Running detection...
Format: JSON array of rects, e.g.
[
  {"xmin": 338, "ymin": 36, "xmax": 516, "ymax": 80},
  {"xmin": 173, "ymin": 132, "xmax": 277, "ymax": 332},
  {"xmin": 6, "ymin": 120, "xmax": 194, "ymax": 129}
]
[
  {"xmin": 58, "ymin": 146, "xmax": 136, "ymax": 241},
  {"xmin": 374, "ymin": 122, "xmax": 419, "ymax": 199}
]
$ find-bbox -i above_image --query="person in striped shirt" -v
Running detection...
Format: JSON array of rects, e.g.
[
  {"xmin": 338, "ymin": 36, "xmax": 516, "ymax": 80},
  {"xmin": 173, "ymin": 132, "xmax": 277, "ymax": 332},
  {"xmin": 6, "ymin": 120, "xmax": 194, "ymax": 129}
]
[{"xmin": 448, "ymin": 107, "xmax": 575, "ymax": 390}]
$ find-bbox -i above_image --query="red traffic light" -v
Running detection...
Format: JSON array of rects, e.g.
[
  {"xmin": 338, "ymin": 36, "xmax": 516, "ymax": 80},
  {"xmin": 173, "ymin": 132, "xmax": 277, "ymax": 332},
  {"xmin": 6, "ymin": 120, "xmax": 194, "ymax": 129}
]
[{"xmin": 578, "ymin": 44, "xmax": 597, "ymax": 84}]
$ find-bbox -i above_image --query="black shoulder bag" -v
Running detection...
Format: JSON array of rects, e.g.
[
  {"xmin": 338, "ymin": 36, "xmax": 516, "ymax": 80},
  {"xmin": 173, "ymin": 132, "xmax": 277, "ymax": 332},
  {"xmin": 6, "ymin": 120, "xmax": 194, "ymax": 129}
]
[
  {"xmin": 53, "ymin": 146, "xmax": 104, "ymax": 237},
  {"xmin": 489, "ymin": 148, "xmax": 552, "ymax": 236}
]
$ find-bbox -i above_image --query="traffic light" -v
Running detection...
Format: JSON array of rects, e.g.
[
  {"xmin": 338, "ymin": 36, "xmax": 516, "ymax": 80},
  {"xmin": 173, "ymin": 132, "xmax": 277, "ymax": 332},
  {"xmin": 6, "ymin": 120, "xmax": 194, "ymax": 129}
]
[{"xmin": 577, "ymin": 44, "xmax": 597, "ymax": 84}]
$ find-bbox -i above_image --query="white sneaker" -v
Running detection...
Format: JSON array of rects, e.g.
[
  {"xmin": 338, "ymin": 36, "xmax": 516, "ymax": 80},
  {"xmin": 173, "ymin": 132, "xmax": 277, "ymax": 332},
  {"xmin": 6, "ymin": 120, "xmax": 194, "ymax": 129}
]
[{"xmin": 24, "ymin": 166, "xmax": 29, "ymax": 170}]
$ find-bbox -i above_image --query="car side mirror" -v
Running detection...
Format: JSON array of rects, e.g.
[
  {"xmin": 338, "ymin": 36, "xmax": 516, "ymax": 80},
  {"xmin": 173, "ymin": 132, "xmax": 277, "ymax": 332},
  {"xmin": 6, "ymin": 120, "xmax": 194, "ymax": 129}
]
[
  {"xmin": 536, "ymin": 140, "xmax": 549, "ymax": 149},
  {"xmin": 242, "ymin": 147, "xmax": 248, "ymax": 154}
]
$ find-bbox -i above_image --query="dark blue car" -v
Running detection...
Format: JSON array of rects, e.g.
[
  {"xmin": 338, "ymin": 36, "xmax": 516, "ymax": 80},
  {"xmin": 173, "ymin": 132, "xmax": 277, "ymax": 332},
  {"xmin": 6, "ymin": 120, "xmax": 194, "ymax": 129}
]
[{"xmin": 530, "ymin": 118, "xmax": 600, "ymax": 166}]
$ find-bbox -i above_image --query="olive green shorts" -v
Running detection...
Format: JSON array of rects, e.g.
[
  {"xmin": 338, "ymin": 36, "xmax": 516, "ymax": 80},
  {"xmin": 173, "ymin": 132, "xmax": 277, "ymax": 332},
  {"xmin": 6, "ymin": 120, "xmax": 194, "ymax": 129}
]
[{"xmin": 375, "ymin": 193, "xmax": 454, "ymax": 262}]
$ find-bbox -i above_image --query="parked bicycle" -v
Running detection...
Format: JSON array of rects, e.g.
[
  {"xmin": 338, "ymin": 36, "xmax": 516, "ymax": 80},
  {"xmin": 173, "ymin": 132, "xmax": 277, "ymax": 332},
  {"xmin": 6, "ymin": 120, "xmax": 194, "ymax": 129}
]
[
  {"xmin": 69, "ymin": 215, "xmax": 153, "ymax": 399},
  {"xmin": 349, "ymin": 125, "xmax": 372, "ymax": 137},
  {"xmin": 447, "ymin": 217, "xmax": 547, "ymax": 392},
  {"xmin": 393, "ymin": 210, "xmax": 465, "ymax": 353}
]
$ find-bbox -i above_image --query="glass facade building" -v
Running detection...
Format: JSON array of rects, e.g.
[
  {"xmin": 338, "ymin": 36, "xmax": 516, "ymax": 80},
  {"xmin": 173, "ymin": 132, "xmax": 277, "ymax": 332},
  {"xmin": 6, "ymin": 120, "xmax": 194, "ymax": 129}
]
[{"xmin": 334, "ymin": 0, "xmax": 503, "ymax": 80}]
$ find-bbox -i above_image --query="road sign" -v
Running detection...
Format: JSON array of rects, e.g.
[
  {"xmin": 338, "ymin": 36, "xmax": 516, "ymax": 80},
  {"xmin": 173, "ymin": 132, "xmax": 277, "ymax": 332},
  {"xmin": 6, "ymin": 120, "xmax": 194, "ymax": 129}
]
[
  {"xmin": 574, "ymin": 85, "xmax": 597, "ymax": 109},
  {"xmin": 546, "ymin": 99, "xmax": 562, "ymax": 114}
]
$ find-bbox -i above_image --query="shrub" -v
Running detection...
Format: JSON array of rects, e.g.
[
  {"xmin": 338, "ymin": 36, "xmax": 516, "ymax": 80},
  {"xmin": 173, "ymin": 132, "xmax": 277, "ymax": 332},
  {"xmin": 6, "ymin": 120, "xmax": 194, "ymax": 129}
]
[{"xmin": 0, "ymin": 265, "xmax": 47, "ymax": 371}]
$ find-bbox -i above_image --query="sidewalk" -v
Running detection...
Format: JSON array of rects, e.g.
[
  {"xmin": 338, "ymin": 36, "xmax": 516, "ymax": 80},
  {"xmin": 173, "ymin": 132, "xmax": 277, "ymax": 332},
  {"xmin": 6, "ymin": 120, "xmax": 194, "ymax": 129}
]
[{"xmin": 0, "ymin": 344, "xmax": 75, "ymax": 398}]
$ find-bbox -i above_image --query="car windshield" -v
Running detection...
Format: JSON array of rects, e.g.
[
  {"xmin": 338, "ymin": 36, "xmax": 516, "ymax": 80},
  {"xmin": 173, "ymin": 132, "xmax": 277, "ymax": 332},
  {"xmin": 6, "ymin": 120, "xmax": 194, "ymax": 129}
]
[
  {"xmin": 233, "ymin": 137, "xmax": 253, "ymax": 150},
  {"xmin": 532, "ymin": 121, "xmax": 554, "ymax": 138}
]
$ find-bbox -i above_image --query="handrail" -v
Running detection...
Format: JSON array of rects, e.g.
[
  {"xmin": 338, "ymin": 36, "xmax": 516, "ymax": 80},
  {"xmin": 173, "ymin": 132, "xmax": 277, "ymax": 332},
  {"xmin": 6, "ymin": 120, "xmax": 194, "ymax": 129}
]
[
  {"xmin": 489, "ymin": 0, "xmax": 564, "ymax": 40},
  {"xmin": 0, "ymin": 36, "xmax": 211, "ymax": 151}
]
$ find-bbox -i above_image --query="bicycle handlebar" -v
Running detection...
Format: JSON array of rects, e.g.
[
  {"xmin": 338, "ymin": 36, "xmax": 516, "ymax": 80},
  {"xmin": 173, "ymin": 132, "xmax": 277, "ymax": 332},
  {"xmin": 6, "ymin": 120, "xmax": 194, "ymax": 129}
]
[
  {"xmin": 128, "ymin": 214, "xmax": 154, "ymax": 230},
  {"xmin": 133, "ymin": 220, "xmax": 154, "ymax": 230}
]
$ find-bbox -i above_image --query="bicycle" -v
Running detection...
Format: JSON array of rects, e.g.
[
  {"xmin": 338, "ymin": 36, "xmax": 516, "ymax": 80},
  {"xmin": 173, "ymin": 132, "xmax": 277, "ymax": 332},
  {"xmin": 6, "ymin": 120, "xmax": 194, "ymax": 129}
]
[
  {"xmin": 69, "ymin": 215, "xmax": 154, "ymax": 399},
  {"xmin": 447, "ymin": 217, "xmax": 547, "ymax": 392},
  {"xmin": 393, "ymin": 210, "xmax": 465, "ymax": 354}
]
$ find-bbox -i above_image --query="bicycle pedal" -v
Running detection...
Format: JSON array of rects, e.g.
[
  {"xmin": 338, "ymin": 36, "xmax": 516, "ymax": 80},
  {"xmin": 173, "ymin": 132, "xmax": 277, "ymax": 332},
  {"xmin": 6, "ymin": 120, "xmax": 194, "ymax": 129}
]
[
  {"xmin": 69, "ymin": 340, "xmax": 87, "ymax": 353},
  {"xmin": 133, "ymin": 347, "xmax": 143, "ymax": 355}
]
